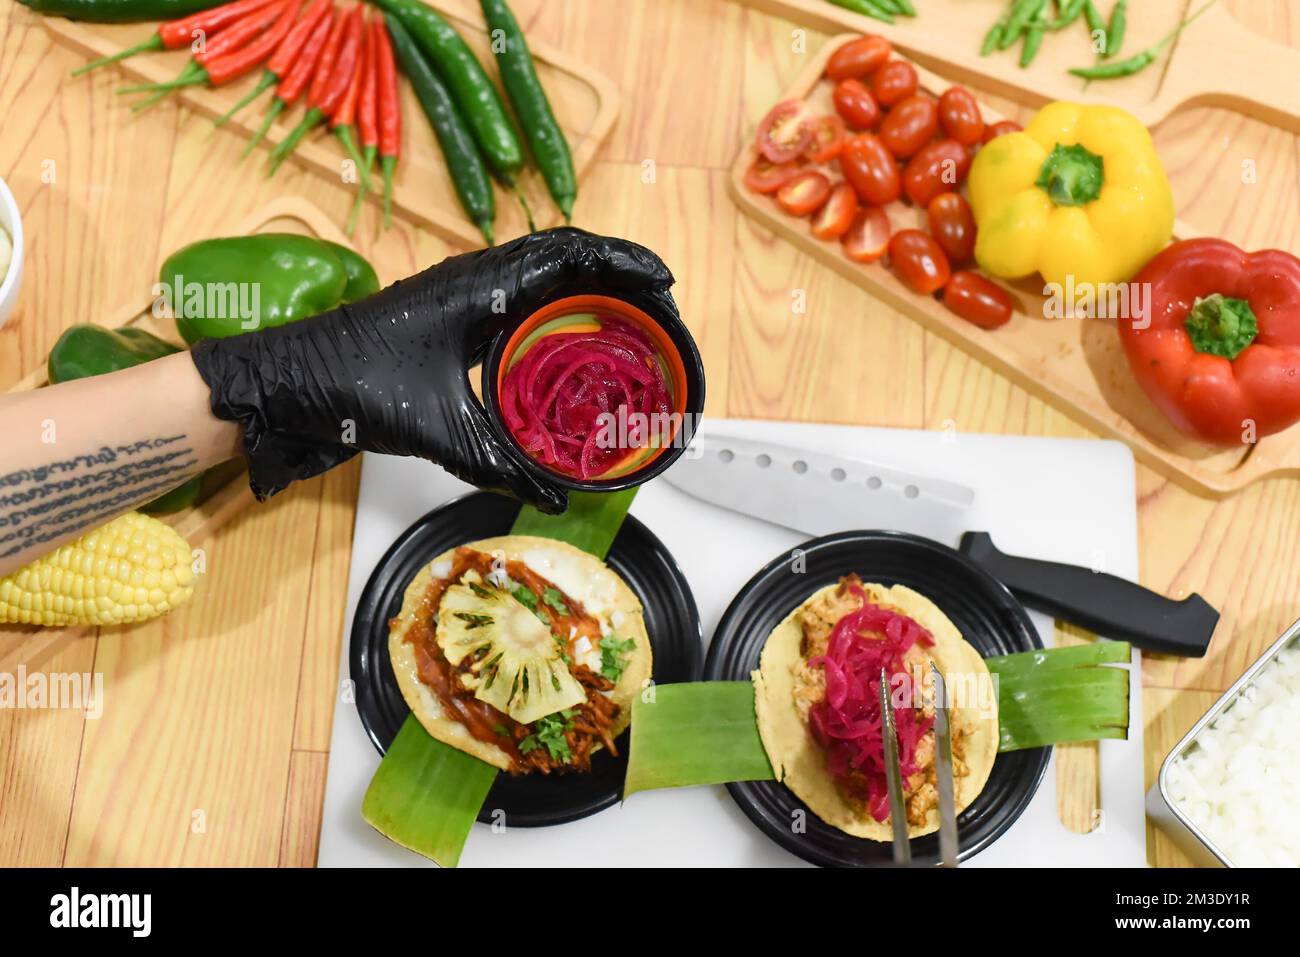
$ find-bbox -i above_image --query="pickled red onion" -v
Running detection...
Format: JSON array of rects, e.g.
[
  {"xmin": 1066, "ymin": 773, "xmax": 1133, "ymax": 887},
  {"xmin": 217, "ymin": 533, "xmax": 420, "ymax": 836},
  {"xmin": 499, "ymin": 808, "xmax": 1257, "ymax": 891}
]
[
  {"xmin": 500, "ymin": 316, "xmax": 673, "ymax": 479},
  {"xmin": 806, "ymin": 583, "xmax": 935, "ymax": 822}
]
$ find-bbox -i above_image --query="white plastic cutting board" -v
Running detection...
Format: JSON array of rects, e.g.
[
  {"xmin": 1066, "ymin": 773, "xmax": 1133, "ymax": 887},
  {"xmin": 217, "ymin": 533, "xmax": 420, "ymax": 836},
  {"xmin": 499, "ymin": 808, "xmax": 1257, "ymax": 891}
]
[{"xmin": 318, "ymin": 419, "xmax": 1144, "ymax": 867}]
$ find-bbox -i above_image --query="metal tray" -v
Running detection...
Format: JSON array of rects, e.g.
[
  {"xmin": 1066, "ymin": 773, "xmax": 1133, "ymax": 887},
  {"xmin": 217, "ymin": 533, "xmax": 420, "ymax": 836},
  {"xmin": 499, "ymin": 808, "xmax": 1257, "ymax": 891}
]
[{"xmin": 1146, "ymin": 618, "xmax": 1300, "ymax": 866}]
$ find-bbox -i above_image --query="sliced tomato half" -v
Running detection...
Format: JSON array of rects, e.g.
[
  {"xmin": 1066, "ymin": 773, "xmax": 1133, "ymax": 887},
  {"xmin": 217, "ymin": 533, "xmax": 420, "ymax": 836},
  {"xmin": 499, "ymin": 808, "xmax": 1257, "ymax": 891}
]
[
  {"xmin": 842, "ymin": 205, "xmax": 892, "ymax": 264},
  {"xmin": 803, "ymin": 114, "xmax": 846, "ymax": 164},
  {"xmin": 756, "ymin": 99, "xmax": 813, "ymax": 164},
  {"xmin": 744, "ymin": 156, "xmax": 804, "ymax": 194},
  {"xmin": 776, "ymin": 171, "xmax": 832, "ymax": 217},
  {"xmin": 811, "ymin": 182, "xmax": 859, "ymax": 240}
]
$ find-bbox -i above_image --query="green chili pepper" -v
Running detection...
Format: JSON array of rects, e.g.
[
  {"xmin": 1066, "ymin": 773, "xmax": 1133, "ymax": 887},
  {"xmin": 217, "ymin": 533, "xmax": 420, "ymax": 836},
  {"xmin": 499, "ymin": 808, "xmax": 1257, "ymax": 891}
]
[
  {"xmin": 1070, "ymin": 0, "xmax": 1218, "ymax": 80},
  {"xmin": 826, "ymin": 0, "xmax": 894, "ymax": 25},
  {"xmin": 1103, "ymin": 0, "xmax": 1128, "ymax": 57},
  {"xmin": 15, "ymin": 0, "xmax": 222, "ymax": 22},
  {"xmin": 999, "ymin": 0, "xmax": 1047, "ymax": 50},
  {"xmin": 370, "ymin": 0, "xmax": 523, "ymax": 188},
  {"xmin": 159, "ymin": 234, "xmax": 375, "ymax": 344},
  {"xmin": 981, "ymin": 11, "xmax": 1008, "ymax": 55},
  {"xmin": 1083, "ymin": 0, "xmax": 1107, "ymax": 48},
  {"xmin": 480, "ymin": 0, "xmax": 576, "ymax": 222},
  {"xmin": 47, "ymin": 325, "xmax": 203, "ymax": 514},
  {"xmin": 384, "ymin": 14, "xmax": 496, "ymax": 246},
  {"xmin": 892, "ymin": 0, "xmax": 916, "ymax": 15},
  {"xmin": 1020, "ymin": 5, "xmax": 1049, "ymax": 66},
  {"xmin": 1049, "ymin": 0, "xmax": 1086, "ymax": 29}
]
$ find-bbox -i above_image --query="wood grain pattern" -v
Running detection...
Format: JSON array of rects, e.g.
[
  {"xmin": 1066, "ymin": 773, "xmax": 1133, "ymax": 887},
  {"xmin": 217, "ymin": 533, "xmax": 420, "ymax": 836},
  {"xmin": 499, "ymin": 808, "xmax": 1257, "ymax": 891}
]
[
  {"xmin": 729, "ymin": 33, "xmax": 1300, "ymax": 496},
  {"xmin": 1, "ymin": 0, "xmax": 1297, "ymax": 869},
  {"xmin": 731, "ymin": 0, "xmax": 1300, "ymax": 132},
  {"xmin": 41, "ymin": 0, "xmax": 620, "ymax": 247}
]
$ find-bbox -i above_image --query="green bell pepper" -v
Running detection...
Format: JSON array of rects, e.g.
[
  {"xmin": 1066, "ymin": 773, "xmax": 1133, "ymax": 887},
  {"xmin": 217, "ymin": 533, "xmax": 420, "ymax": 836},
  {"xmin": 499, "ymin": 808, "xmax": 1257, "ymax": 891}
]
[
  {"xmin": 46, "ymin": 324, "xmax": 202, "ymax": 514},
  {"xmin": 160, "ymin": 234, "xmax": 379, "ymax": 345}
]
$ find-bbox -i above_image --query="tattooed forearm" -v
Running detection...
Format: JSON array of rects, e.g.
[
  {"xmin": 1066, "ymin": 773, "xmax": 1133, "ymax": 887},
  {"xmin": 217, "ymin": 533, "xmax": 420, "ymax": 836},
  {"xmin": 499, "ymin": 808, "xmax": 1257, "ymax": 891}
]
[{"xmin": 0, "ymin": 434, "xmax": 202, "ymax": 563}]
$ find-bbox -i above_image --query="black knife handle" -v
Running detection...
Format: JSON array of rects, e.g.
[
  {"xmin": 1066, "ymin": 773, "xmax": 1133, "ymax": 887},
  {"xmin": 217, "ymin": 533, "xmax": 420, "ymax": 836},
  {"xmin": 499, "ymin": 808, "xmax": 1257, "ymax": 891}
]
[{"xmin": 958, "ymin": 532, "xmax": 1218, "ymax": 658}]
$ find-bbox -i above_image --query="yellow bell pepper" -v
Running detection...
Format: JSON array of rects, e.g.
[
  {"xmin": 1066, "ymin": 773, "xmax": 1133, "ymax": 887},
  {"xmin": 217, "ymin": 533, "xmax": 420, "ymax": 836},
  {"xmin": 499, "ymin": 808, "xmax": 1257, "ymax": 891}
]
[{"xmin": 968, "ymin": 101, "xmax": 1174, "ymax": 289}]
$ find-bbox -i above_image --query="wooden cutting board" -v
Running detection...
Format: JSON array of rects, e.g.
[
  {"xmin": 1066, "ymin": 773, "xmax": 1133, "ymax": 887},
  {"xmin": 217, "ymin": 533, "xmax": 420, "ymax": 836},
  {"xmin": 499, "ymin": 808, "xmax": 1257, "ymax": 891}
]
[
  {"xmin": 41, "ymin": 0, "xmax": 620, "ymax": 247},
  {"xmin": 729, "ymin": 33, "xmax": 1299, "ymax": 496},
  {"xmin": 732, "ymin": 0, "xmax": 1300, "ymax": 133},
  {"xmin": 0, "ymin": 197, "xmax": 353, "ymax": 673}
]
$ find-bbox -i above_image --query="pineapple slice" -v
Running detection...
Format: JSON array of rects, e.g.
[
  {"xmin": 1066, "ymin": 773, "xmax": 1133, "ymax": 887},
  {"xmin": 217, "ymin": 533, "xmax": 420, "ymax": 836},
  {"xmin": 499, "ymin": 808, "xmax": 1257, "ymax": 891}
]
[{"xmin": 435, "ymin": 575, "xmax": 586, "ymax": 725}]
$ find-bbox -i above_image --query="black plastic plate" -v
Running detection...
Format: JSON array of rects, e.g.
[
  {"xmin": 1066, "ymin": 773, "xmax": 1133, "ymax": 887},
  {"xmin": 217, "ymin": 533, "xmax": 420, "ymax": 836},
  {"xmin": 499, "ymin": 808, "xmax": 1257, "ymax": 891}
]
[
  {"xmin": 704, "ymin": 530, "xmax": 1051, "ymax": 867},
  {"xmin": 351, "ymin": 491, "xmax": 702, "ymax": 828}
]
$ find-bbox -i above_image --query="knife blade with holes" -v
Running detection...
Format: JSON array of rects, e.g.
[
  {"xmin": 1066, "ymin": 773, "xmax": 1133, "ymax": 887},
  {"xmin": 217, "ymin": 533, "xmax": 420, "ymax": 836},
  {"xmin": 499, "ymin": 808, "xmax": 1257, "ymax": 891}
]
[{"xmin": 660, "ymin": 433, "xmax": 975, "ymax": 543}]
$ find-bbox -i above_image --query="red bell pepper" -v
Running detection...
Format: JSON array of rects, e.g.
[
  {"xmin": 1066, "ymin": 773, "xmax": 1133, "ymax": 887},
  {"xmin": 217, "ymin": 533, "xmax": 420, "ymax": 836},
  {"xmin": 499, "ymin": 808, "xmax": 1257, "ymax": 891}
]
[{"xmin": 1120, "ymin": 238, "xmax": 1300, "ymax": 446}]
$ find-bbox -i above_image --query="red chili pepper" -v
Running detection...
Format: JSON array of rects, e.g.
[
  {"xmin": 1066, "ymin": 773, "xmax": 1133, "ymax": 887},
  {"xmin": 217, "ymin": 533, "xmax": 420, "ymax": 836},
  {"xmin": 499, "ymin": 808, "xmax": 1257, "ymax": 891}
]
[
  {"xmin": 73, "ymin": 0, "xmax": 280, "ymax": 76},
  {"xmin": 195, "ymin": 0, "xmax": 291, "ymax": 65},
  {"xmin": 204, "ymin": 0, "xmax": 300, "ymax": 86},
  {"xmin": 214, "ymin": 0, "xmax": 333, "ymax": 127},
  {"xmin": 162, "ymin": 0, "xmax": 281, "ymax": 49},
  {"xmin": 305, "ymin": 6, "xmax": 349, "ymax": 111},
  {"xmin": 374, "ymin": 15, "xmax": 400, "ymax": 227},
  {"xmin": 120, "ymin": 0, "xmax": 291, "ymax": 102},
  {"xmin": 1119, "ymin": 238, "xmax": 1300, "ymax": 445},
  {"xmin": 242, "ymin": 6, "xmax": 335, "ymax": 157},
  {"xmin": 267, "ymin": 4, "xmax": 358, "ymax": 176},
  {"xmin": 332, "ymin": 9, "xmax": 372, "ymax": 214},
  {"xmin": 358, "ymin": 17, "xmax": 379, "ymax": 154}
]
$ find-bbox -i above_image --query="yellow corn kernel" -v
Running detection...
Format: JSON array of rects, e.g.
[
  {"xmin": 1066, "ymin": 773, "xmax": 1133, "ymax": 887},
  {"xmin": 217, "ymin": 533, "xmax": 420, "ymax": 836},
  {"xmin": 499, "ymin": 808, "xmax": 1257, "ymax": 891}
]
[{"xmin": 0, "ymin": 512, "xmax": 196, "ymax": 627}]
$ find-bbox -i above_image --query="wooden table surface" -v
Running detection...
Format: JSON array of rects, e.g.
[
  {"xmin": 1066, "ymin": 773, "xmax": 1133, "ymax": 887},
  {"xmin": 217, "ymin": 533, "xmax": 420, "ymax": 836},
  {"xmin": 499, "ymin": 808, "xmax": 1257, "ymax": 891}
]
[{"xmin": 1, "ymin": 0, "xmax": 1296, "ymax": 868}]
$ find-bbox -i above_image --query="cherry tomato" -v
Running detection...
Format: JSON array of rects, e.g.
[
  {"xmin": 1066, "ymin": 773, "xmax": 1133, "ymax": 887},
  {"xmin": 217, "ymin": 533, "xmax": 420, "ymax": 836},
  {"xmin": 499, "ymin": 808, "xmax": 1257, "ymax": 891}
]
[
  {"xmin": 842, "ymin": 206, "xmax": 892, "ymax": 263},
  {"xmin": 889, "ymin": 228, "xmax": 951, "ymax": 294},
  {"xmin": 811, "ymin": 182, "xmax": 859, "ymax": 240},
  {"xmin": 776, "ymin": 170, "xmax": 832, "ymax": 216},
  {"xmin": 744, "ymin": 156, "xmax": 804, "ymax": 194},
  {"xmin": 756, "ymin": 99, "xmax": 812, "ymax": 164},
  {"xmin": 803, "ymin": 114, "xmax": 846, "ymax": 164},
  {"xmin": 926, "ymin": 192, "xmax": 976, "ymax": 264},
  {"xmin": 871, "ymin": 60, "xmax": 918, "ymax": 107},
  {"xmin": 839, "ymin": 133, "xmax": 900, "ymax": 206},
  {"xmin": 942, "ymin": 270, "xmax": 1014, "ymax": 329},
  {"xmin": 936, "ymin": 87, "xmax": 985, "ymax": 147},
  {"xmin": 981, "ymin": 119, "xmax": 1022, "ymax": 144},
  {"xmin": 832, "ymin": 79, "xmax": 881, "ymax": 130},
  {"xmin": 826, "ymin": 35, "xmax": 892, "ymax": 82},
  {"xmin": 878, "ymin": 94, "xmax": 938, "ymax": 159},
  {"xmin": 902, "ymin": 139, "xmax": 970, "ymax": 206}
]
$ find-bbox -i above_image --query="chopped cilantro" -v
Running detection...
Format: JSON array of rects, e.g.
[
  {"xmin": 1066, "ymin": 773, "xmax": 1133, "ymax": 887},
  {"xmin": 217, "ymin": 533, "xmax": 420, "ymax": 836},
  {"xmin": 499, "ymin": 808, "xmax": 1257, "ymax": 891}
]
[
  {"xmin": 511, "ymin": 586, "xmax": 551, "ymax": 625},
  {"xmin": 600, "ymin": 635, "xmax": 636, "ymax": 683},
  {"xmin": 491, "ymin": 723, "xmax": 511, "ymax": 739},
  {"xmin": 542, "ymin": 588, "xmax": 570, "ymax": 617},
  {"xmin": 518, "ymin": 709, "xmax": 577, "ymax": 764}
]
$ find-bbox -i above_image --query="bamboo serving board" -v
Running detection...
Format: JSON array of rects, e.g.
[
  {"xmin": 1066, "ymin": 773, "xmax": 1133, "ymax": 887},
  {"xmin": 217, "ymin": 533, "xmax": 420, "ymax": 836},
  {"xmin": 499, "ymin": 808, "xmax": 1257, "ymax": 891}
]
[
  {"xmin": 41, "ymin": 0, "xmax": 620, "ymax": 247},
  {"xmin": 0, "ymin": 197, "xmax": 353, "ymax": 674},
  {"xmin": 729, "ymin": 34, "xmax": 1299, "ymax": 496},
  {"xmin": 732, "ymin": 0, "xmax": 1300, "ymax": 133}
]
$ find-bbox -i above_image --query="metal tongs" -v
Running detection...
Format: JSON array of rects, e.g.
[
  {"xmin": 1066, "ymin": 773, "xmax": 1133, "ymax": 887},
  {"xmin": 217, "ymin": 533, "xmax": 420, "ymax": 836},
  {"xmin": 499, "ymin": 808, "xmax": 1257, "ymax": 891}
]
[{"xmin": 879, "ymin": 664, "xmax": 960, "ymax": 867}]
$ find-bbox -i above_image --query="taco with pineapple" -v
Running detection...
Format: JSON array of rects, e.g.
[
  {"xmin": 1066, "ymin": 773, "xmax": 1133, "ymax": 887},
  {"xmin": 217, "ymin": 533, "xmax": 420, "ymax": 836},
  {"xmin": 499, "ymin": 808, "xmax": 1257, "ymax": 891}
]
[
  {"xmin": 388, "ymin": 535, "xmax": 652, "ymax": 774},
  {"xmin": 752, "ymin": 575, "xmax": 998, "ymax": 840}
]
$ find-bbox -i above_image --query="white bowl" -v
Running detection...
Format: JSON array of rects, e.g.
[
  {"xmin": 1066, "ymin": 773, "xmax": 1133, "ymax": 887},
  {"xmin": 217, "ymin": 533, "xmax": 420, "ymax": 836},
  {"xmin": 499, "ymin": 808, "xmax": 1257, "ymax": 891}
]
[{"xmin": 0, "ymin": 175, "xmax": 23, "ymax": 331}]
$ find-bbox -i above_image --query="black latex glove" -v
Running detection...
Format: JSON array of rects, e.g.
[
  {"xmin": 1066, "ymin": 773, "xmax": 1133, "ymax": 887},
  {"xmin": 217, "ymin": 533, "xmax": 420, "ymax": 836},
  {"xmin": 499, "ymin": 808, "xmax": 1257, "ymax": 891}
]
[{"xmin": 191, "ymin": 227, "xmax": 679, "ymax": 513}]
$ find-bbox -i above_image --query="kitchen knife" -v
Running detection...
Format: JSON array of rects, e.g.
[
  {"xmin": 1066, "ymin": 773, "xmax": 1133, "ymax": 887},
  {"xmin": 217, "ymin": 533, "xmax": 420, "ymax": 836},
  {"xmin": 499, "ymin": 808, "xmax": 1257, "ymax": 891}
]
[
  {"xmin": 662, "ymin": 432, "xmax": 975, "ymax": 544},
  {"xmin": 931, "ymin": 662, "xmax": 959, "ymax": 868},
  {"xmin": 661, "ymin": 432, "xmax": 1217, "ymax": 657},
  {"xmin": 880, "ymin": 668, "xmax": 912, "ymax": 866}
]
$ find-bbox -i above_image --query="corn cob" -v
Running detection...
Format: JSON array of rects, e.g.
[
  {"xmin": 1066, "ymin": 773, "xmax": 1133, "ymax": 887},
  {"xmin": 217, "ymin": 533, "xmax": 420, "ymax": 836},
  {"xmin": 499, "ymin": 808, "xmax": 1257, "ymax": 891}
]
[{"xmin": 0, "ymin": 512, "xmax": 196, "ymax": 627}]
